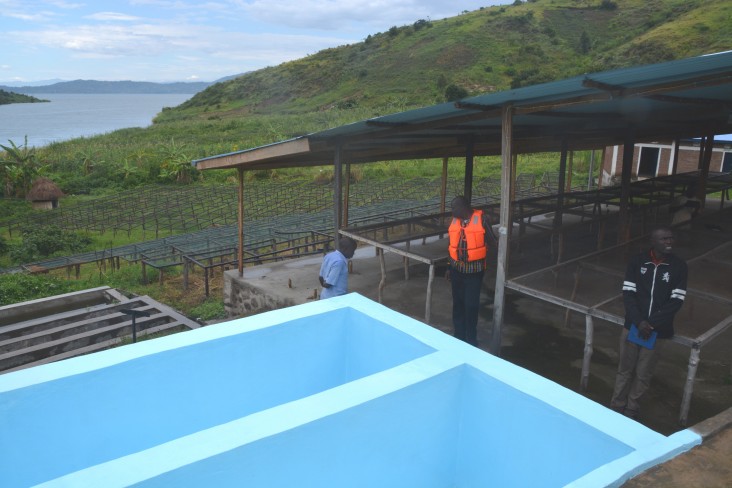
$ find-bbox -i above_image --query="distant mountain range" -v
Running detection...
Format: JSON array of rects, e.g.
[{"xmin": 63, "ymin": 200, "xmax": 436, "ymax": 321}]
[
  {"xmin": 0, "ymin": 79, "xmax": 221, "ymax": 95},
  {"xmin": 0, "ymin": 79, "xmax": 66, "ymax": 87}
]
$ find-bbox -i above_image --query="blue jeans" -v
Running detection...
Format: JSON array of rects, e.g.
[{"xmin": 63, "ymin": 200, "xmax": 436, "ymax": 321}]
[{"xmin": 450, "ymin": 267, "xmax": 484, "ymax": 346}]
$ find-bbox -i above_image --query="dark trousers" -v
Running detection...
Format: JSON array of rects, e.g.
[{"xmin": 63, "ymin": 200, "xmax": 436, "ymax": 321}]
[{"xmin": 450, "ymin": 267, "xmax": 484, "ymax": 346}]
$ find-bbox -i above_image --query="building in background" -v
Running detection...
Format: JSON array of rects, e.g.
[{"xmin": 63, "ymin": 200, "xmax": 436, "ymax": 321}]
[{"xmin": 601, "ymin": 135, "xmax": 732, "ymax": 185}]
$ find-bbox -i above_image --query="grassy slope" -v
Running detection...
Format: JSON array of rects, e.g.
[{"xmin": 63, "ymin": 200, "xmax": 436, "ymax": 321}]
[
  {"xmin": 160, "ymin": 0, "xmax": 730, "ymax": 123},
  {"xmin": 3, "ymin": 0, "xmax": 724, "ymax": 195}
]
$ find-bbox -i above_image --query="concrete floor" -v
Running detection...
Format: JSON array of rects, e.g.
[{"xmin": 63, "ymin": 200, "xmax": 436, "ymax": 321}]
[
  {"xmin": 229, "ymin": 206, "xmax": 732, "ymax": 487},
  {"xmin": 235, "ymin": 232, "xmax": 731, "ymax": 428}
]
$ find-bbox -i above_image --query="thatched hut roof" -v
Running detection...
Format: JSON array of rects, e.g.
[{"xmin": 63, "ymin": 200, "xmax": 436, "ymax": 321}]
[{"xmin": 26, "ymin": 177, "xmax": 64, "ymax": 202}]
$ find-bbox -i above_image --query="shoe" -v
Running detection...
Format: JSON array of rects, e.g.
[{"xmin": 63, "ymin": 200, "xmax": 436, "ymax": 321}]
[{"xmin": 624, "ymin": 409, "xmax": 639, "ymax": 420}]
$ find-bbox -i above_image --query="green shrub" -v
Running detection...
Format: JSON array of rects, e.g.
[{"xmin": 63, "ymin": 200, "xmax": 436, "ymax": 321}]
[
  {"xmin": 445, "ymin": 84, "xmax": 469, "ymax": 102},
  {"xmin": 0, "ymin": 273, "xmax": 79, "ymax": 306},
  {"xmin": 9, "ymin": 225, "xmax": 92, "ymax": 263},
  {"xmin": 189, "ymin": 298, "xmax": 226, "ymax": 321}
]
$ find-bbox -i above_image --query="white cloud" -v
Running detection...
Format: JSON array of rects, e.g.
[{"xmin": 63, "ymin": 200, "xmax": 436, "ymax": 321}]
[
  {"xmin": 10, "ymin": 24, "xmax": 172, "ymax": 57},
  {"xmin": 6, "ymin": 19, "xmax": 352, "ymax": 71},
  {"xmin": 3, "ymin": 10, "xmax": 59, "ymax": 21},
  {"xmin": 1, "ymin": 0, "xmax": 501, "ymax": 81},
  {"xmin": 44, "ymin": 0, "xmax": 84, "ymax": 8},
  {"xmin": 86, "ymin": 12, "xmax": 141, "ymax": 21}
]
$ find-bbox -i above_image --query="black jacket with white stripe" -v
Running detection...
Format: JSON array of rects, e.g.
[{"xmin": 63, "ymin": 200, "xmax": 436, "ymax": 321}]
[{"xmin": 622, "ymin": 249, "xmax": 688, "ymax": 339}]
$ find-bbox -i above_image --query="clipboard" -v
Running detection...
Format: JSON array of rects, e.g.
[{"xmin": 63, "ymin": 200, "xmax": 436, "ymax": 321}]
[{"xmin": 627, "ymin": 324, "xmax": 657, "ymax": 350}]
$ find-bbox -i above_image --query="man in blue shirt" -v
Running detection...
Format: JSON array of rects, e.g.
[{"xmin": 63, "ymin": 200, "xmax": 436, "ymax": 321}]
[{"xmin": 319, "ymin": 236, "xmax": 357, "ymax": 299}]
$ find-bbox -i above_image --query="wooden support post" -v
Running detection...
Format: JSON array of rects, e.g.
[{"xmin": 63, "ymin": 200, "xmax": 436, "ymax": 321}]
[
  {"xmin": 377, "ymin": 249, "xmax": 386, "ymax": 303},
  {"xmin": 618, "ymin": 133, "xmax": 635, "ymax": 244},
  {"xmin": 204, "ymin": 267, "xmax": 210, "ymax": 297},
  {"xmin": 440, "ymin": 157, "xmax": 448, "ymax": 216},
  {"xmin": 425, "ymin": 264, "xmax": 435, "ymax": 324},
  {"xmin": 510, "ymin": 154, "xmax": 517, "ymax": 203},
  {"xmin": 344, "ymin": 162, "xmax": 351, "ymax": 227},
  {"xmin": 183, "ymin": 258, "xmax": 189, "ymax": 290},
  {"xmin": 597, "ymin": 147, "xmax": 607, "ymax": 190},
  {"xmin": 564, "ymin": 264, "xmax": 582, "ymax": 326},
  {"xmin": 464, "ymin": 139, "xmax": 474, "ymax": 203},
  {"xmin": 334, "ymin": 143, "xmax": 343, "ymax": 250},
  {"xmin": 679, "ymin": 346, "xmax": 701, "ymax": 426},
  {"xmin": 141, "ymin": 261, "xmax": 148, "ymax": 285},
  {"xmin": 696, "ymin": 134, "xmax": 714, "ymax": 210},
  {"xmin": 554, "ymin": 140, "xmax": 568, "ymax": 229},
  {"xmin": 237, "ymin": 167, "xmax": 244, "ymax": 276},
  {"xmin": 491, "ymin": 104, "xmax": 514, "ymax": 355},
  {"xmin": 597, "ymin": 220, "xmax": 606, "ymax": 251},
  {"xmin": 580, "ymin": 314, "xmax": 594, "ymax": 391},
  {"xmin": 670, "ymin": 138, "xmax": 680, "ymax": 177},
  {"xmin": 75, "ymin": 264, "xmax": 81, "ymax": 279},
  {"xmin": 587, "ymin": 150, "xmax": 595, "ymax": 191}
]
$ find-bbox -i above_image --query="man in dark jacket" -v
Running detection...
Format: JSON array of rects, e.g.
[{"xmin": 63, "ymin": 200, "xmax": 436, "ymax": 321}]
[{"xmin": 610, "ymin": 226, "xmax": 688, "ymax": 419}]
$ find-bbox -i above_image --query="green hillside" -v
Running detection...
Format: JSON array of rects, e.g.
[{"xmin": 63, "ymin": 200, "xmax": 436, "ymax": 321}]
[
  {"xmin": 1, "ymin": 0, "xmax": 731, "ymax": 311},
  {"xmin": 160, "ymin": 0, "xmax": 732, "ymax": 122},
  {"xmin": 2, "ymin": 0, "xmax": 730, "ymax": 199},
  {"xmin": 0, "ymin": 89, "xmax": 48, "ymax": 105}
]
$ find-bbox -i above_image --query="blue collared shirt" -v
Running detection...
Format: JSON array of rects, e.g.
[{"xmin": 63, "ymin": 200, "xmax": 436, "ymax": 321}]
[{"xmin": 319, "ymin": 250, "xmax": 349, "ymax": 299}]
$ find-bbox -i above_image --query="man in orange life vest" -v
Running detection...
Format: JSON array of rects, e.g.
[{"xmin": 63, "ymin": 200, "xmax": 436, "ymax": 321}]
[{"xmin": 448, "ymin": 196, "xmax": 494, "ymax": 346}]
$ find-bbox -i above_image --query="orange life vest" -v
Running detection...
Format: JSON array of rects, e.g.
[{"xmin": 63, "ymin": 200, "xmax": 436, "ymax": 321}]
[{"xmin": 448, "ymin": 209, "xmax": 487, "ymax": 262}]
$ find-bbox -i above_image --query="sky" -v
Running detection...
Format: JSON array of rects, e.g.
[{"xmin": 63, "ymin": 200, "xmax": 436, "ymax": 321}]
[{"xmin": 0, "ymin": 0, "xmax": 506, "ymax": 84}]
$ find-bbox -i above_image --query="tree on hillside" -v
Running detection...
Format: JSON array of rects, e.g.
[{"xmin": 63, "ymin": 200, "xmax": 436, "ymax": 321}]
[
  {"xmin": 0, "ymin": 137, "xmax": 46, "ymax": 198},
  {"xmin": 158, "ymin": 138, "xmax": 199, "ymax": 184},
  {"xmin": 445, "ymin": 84, "xmax": 469, "ymax": 102},
  {"xmin": 579, "ymin": 31, "xmax": 592, "ymax": 54}
]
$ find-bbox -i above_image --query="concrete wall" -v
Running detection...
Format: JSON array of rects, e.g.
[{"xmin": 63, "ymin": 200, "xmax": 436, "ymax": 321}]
[
  {"xmin": 0, "ymin": 294, "xmax": 701, "ymax": 488},
  {"xmin": 223, "ymin": 269, "xmax": 298, "ymax": 316}
]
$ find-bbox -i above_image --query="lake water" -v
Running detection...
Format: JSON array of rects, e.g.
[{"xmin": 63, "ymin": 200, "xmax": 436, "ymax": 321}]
[{"xmin": 0, "ymin": 93, "xmax": 193, "ymax": 148}]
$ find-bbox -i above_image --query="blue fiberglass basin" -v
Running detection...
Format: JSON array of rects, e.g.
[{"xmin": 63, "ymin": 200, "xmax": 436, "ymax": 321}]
[{"xmin": 0, "ymin": 293, "xmax": 699, "ymax": 487}]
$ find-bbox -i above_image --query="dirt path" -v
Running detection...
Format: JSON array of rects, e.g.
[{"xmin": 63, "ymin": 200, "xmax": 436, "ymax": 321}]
[{"xmin": 622, "ymin": 425, "xmax": 732, "ymax": 487}]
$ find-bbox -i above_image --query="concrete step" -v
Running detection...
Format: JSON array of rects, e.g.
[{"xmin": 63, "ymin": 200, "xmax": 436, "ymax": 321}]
[
  {"xmin": 0, "ymin": 301, "xmax": 146, "ymax": 341},
  {"xmin": 0, "ymin": 321, "xmax": 190, "ymax": 374},
  {"xmin": 0, "ymin": 313, "xmax": 177, "ymax": 371},
  {"xmin": 0, "ymin": 286, "xmax": 121, "ymax": 327},
  {"xmin": 0, "ymin": 305, "xmax": 156, "ymax": 354}
]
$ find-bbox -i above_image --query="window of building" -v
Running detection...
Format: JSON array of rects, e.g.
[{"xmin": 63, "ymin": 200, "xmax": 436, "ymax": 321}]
[
  {"xmin": 722, "ymin": 152, "xmax": 732, "ymax": 173},
  {"xmin": 638, "ymin": 147, "xmax": 660, "ymax": 177}
]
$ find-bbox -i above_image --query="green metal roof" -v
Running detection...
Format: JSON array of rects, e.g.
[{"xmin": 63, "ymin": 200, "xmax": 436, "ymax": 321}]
[{"xmin": 194, "ymin": 51, "xmax": 732, "ymax": 171}]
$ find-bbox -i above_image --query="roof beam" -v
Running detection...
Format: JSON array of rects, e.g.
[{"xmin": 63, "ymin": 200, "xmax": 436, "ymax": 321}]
[
  {"xmin": 194, "ymin": 138, "xmax": 312, "ymax": 170},
  {"xmin": 583, "ymin": 70, "xmax": 732, "ymax": 98},
  {"xmin": 646, "ymin": 93, "xmax": 732, "ymax": 109}
]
